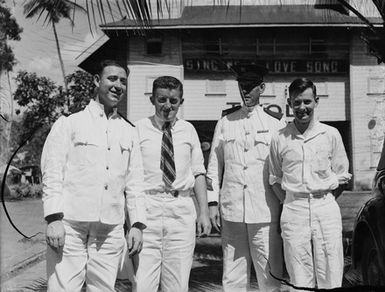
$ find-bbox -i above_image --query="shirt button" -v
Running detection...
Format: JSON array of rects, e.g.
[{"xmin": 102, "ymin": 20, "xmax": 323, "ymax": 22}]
[
  {"xmin": 104, "ymin": 184, "xmax": 108, "ymax": 190},
  {"xmin": 107, "ymin": 146, "xmax": 111, "ymax": 151},
  {"xmin": 106, "ymin": 166, "xmax": 109, "ymax": 170},
  {"xmin": 245, "ymin": 132, "xmax": 250, "ymax": 135},
  {"xmin": 244, "ymin": 148, "xmax": 249, "ymax": 152},
  {"xmin": 244, "ymin": 166, "xmax": 248, "ymax": 170},
  {"xmin": 244, "ymin": 185, "xmax": 248, "ymax": 189}
]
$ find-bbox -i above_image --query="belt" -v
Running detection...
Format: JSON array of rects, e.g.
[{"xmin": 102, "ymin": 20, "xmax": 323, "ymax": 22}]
[
  {"xmin": 286, "ymin": 190, "xmax": 331, "ymax": 199},
  {"xmin": 145, "ymin": 189, "xmax": 192, "ymax": 198}
]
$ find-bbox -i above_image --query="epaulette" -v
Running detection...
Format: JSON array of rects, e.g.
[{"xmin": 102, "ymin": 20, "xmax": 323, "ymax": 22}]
[
  {"xmin": 263, "ymin": 107, "xmax": 284, "ymax": 120},
  {"xmin": 221, "ymin": 105, "xmax": 242, "ymax": 117},
  {"xmin": 118, "ymin": 112, "xmax": 135, "ymax": 127},
  {"xmin": 65, "ymin": 106, "xmax": 84, "ymax": 116}
]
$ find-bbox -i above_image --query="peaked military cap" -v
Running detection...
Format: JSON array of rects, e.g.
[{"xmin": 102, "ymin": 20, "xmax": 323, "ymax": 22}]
[{"xmin": 231, "ymin": 64, "xmax": 269, "ymax": 83}]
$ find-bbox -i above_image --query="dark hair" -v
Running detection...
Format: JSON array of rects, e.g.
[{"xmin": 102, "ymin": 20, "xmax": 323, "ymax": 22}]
[
  {"xmin": 288, "ymin": 78, "xmax": 317, "ymax": 99},
  {"xmin": 152, "ymin": 76, "xmax": 183, "ymax": 97},
  {"xmin": 96, "ymin": 59, "xmax": 129, "ymax": 76}
]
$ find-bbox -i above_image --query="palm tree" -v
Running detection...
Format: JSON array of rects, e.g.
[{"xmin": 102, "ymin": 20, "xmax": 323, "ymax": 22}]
[{"xmin": 23, "ymin": 0, "xmax": 86, "ymax": 96}]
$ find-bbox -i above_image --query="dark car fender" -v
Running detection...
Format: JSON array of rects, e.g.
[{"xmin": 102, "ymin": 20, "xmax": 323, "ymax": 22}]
[{"xmin": 351, "ymin": 195, "xmax": 385, "ymax": 270}]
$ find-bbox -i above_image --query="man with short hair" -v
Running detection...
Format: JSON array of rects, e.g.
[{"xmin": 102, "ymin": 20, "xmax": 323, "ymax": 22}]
[
  {"xmin": 207, "ymin": 64, "xmax": 285, "ymax": 292},
  {"xmin": 135, "ymin": 76, "xmax": 211, "ymax": 292},
  {"xmin": 269, "ymin": 78, "xmax": 351, "ymax": 290},
  {"xmin": 41, "ymin": 59, "xmax": 146, "ymax": 292}
]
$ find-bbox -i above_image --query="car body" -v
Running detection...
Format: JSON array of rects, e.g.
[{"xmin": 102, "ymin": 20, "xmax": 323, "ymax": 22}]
[{"xmin": 351, "ymin": 152, "xmax": 385, "ymax": 285}]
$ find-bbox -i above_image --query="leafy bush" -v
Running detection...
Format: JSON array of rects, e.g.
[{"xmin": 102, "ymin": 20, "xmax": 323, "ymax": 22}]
[{"xmin": 10, "ymin": 183, "xmax": 43, "ymax": 200}]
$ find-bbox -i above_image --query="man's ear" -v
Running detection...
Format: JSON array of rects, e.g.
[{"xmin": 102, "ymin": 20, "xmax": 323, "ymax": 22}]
[
  {"xmin": 315, "ymin": 96, "xmax": 319, "ymax": 104},
  {"xmin": 180, "ymin": 98, "xmax": 184, "ymax": 105},
  {"xmin": 93, "ymin": 74, "xmax": 100, "ymax": 88},
  {"xmin": 287, "ymin": 98, "xmax": 292, "ymax": 108},
  {"xmin": 259, "ymin": 82, "xmax": 265, "ymax": 94},
  {"xmin": 150, "ymin": 95, "xmax": 155, "ymax": 105}
]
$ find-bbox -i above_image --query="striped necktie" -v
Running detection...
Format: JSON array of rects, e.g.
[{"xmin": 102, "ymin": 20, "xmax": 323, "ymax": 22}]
[{"xmin": 160, "ymin": 122, "xmax": 176, "ymax": 188}]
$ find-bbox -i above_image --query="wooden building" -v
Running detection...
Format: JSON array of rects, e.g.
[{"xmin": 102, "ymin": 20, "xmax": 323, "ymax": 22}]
[{"xmin": 79, "ymin": 1, "xmax": 385, "ymax": 190}]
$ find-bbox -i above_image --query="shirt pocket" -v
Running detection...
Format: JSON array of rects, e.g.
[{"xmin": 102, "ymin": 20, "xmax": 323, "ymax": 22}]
[
  {"xmin": 72, "ymin": 133, "xmax": 100, "ymax": 166},
  {"xmin": 116, "ymin": 138, "xmax": 132, "ymax": 173},
  {"xmin": 312, "ymin": 147, "xmax": 331, "ymax": 179},
  {"xmin": 254, "ymin": 132, "xmax": 271, "ymax": 160},
  {"xmin": 254, "ymin": 131, "xmax": 271, "ymax": 146}
]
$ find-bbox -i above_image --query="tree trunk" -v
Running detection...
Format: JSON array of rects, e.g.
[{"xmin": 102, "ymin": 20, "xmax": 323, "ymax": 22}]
[{"xmin": 52, "ymin": 22, "xmax": 69, "ymax": 113}]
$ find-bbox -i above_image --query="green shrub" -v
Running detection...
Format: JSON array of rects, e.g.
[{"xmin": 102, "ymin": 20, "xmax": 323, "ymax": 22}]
[{"xmin": 10, "ymin": 183, "xmax": 43, "ymax": 200}]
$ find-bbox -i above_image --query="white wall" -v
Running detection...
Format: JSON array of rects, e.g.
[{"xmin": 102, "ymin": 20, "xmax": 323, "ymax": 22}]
[{"xmin": 350, "ymin": 31, "xmax": 385, "ymax": 189}]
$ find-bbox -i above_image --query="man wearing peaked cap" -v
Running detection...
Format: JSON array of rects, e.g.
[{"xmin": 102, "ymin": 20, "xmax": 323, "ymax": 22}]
[{"xmin": 207, "ymin": 63, "xmax": 286, "ymax": 291}]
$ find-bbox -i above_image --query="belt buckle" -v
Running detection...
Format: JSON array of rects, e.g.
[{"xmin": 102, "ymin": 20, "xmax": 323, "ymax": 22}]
[{"xmin": 170, "ymin": 190, "xmax": 179, "ymax": 197}]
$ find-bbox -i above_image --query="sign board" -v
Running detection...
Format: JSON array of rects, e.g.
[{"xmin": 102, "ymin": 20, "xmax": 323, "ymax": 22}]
[{"xmin": 184, "ymin": 58, "xmax": 348, "ymax": 74}]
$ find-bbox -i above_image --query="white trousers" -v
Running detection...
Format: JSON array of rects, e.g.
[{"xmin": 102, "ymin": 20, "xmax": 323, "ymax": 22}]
[
  {"xmin": 135, "ymin": 194, "xmax": 197, "ymax": 292},
  {"xmin": 221, "ymin": 220, "xmax": 283, "ymax": 292},
  {"xmin": 47, "ymin": 220, "xmax": 125, "ymax": 292},
  {"xmin": 281, "ymin": 192, "xmax": 344, "ymax": 291}
]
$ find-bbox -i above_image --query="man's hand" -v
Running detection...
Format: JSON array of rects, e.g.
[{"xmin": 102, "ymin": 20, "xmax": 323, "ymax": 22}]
[
  {"xmin": 46, "ymin": 220, "xmax": 65, "ymax": 249},
  {"xmin": 209, "ymin": 205, "xmax": 221, "ymax": 233},
  {"xmin": 197, "ymin": 212, "xmax": 211, "ymax": 237},
  {"xmin": 127, "ymin": 227, "xmax": 143, "ymax": 256}
]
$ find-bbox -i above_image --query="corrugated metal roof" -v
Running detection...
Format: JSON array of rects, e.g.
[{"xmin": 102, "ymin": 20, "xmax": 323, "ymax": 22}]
[{"xmin": 101, "ymin": 5, "xmax": 383, "ymax": 30}]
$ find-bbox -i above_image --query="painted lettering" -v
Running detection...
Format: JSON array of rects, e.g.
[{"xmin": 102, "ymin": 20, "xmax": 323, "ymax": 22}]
[{"xmin": 331, "ymin": 61, "xmax": 338, "ymax": 72}]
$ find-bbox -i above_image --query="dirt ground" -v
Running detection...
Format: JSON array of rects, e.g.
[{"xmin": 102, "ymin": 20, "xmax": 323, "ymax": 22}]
[{"xmin": 0, "ymin": 191, "xmax": 373, "ymax": 291}]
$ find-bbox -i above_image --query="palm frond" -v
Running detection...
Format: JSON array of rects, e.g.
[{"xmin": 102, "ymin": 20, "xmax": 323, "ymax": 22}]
[
  {"xmin": 115, "ymin": 0, "xmax": 125, "ymax": 19},
  {"xmin": 20, "ymin": 277, "xmax": 47, "ymax": 291},
  {"xmin": 372, "ymin": 0, "xmax": 385, "ymax": 20},
  {"xmin": 106, "ymin": 0, "xmax": 115, "ymax": 23}
]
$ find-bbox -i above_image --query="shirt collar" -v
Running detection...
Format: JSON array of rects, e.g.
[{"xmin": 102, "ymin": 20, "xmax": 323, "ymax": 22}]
[
  {"xmin": 88, "ymin": 99, "xmax": 118, "ymax": 119},
  {"xmin": 152, "ymin": 115, "xmax": 177, "ymax": 131},
  {"xmin": 290, "ymin": 120, "xmax": 326, "ymax": 141},
  {"xmin": 241, "ymin": 104, "xmax": 260, "ymax": 116}
]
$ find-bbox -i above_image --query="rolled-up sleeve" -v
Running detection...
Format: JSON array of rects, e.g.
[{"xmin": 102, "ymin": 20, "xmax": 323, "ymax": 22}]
[
  {"xmin": 41, "ymin": 116, "xmax": 71, "ymax": 218},
  {"xmin": 125, "ymin": 129, "xmax": 147, "ymax": 226},
  {"xmin": 268, "ymin": 133, "xmax": 283, "ymax": 185},
  {"xmin": 206, "ymin": 119, "xmax": 224, "ymax": 202}
]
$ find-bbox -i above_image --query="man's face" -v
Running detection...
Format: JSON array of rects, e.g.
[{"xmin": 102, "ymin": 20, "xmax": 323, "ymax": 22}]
[
  {"xmin": 239, "ymin": 81, "xmax": 265, "ymax": 108},
  {"xmin": 289, "ymin": 87, "xmax": 318, "ymax": 125},
  {"xmin": 94, "ymin": 65, "xmax": 127, "ymax": 109},
  {"xmin": 150, "ymin": 88, "xmax": 184, "ymax": 122}
]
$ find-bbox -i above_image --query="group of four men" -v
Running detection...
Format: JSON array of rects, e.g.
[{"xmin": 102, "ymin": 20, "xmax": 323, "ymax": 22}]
[{"xmin": 41, "ymin": 59, "xmax": 351, "ymax": 292}]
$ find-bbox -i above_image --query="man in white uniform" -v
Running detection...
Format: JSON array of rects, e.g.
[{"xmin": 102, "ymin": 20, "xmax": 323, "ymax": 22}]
[
  {"xmin": 135, "ymin": 76, "xmax": 211, "ymax": 292},
  {"xmin": 41, "ymin": 59, "xmax": 146, "ymax": 292},
  {"xmin": 207, "ymin": 64, "xmax": 285, "ymax": 292},
  {"xmin": 269, "ymin": 78, "xmax": 351, "ymax": 290}
]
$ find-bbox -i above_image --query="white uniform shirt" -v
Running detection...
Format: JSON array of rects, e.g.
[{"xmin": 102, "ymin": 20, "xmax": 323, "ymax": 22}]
[
  {"xmin": 41, "ymin": 99, "xmax": 146, "ymax": 225},
  {"xmin": 269, "ymin": 121, "xmax": 350, "ymax": 193},
  {"xmin": 135, "ymin": 116, "xmax": 206, "ymax": 193},
  {"xmin": 207, "ymin": 105, "xmax": 286, "ymax": 223}
]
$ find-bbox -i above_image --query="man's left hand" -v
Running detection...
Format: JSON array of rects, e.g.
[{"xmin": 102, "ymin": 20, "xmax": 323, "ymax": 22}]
[
  {"xmin": 127, "ymin": 227, "xmax": 143, "ymax": 256},
  {"xmin": 197, "ymin": 213, "xmax": 211, "ymax": 237}
]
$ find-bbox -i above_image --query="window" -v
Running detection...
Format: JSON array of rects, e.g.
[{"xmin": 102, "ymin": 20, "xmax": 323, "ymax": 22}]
[
  {"xmin": 205, "ymin": 80, "xmax": 226, "ymax": 96},
  {"xmin": 314, "ymin": 81, "xmax": 329, "ymax": 98},
  {"xmin": 204, "ymin": 38, "xmax": 228, "ymax": 56},
  {"xmin": 146, "ymin": 38, "xmax": 162, "ymax": 55},
  {"xmin": 310, "ymin": 38, "xmax": 327, "ymax": 56}
]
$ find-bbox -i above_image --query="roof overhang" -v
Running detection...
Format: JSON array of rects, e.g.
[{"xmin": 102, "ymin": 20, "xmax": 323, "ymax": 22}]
[{"xmin": 100, "ymin": 5, "xmax": 384, "ymax": 32}]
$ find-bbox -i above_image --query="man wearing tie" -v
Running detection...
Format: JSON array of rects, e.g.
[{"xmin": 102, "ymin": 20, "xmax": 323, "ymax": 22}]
[{"xmin": 135, "ymin": 76, "xmax": 211, "ymax": 292}]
